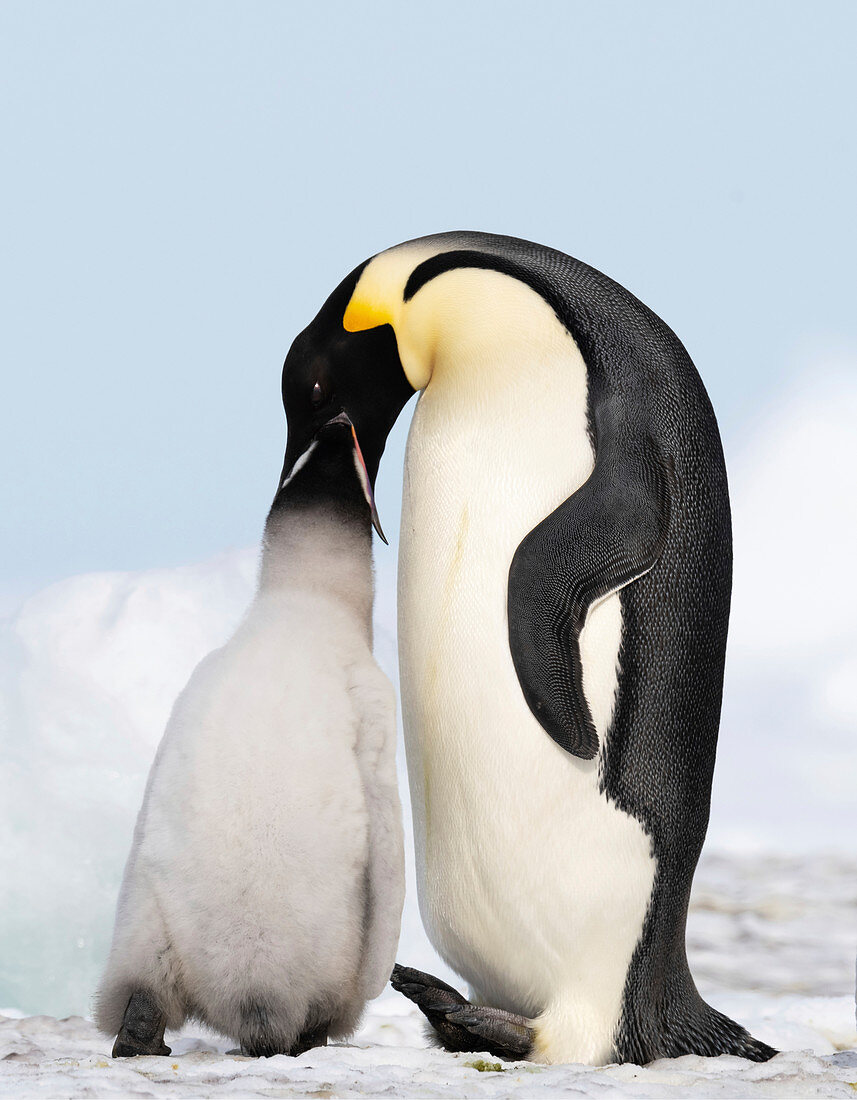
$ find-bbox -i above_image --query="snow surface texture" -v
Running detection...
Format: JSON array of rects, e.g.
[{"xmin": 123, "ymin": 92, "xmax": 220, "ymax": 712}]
[
  {"xmin": 0, "ymin": 370, "xmax": 855, "ymax": 1095},
  {"xmin": 1, "ymin": 1000, "xmax": 856, "ymax": 1099}
]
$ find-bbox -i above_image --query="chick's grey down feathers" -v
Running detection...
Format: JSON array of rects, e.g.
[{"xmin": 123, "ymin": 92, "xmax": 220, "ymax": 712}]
[{"xmin": 95, "ymin": 441, "xmax": 405, "ymax": 1057}]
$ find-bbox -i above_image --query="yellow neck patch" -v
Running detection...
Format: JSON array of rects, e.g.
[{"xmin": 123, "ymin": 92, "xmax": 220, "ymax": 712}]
[
  {"xmin": 340, "ymin": 243, "xmax": 448, "ymax": 390},
  {"xmin": 342, "ymin": 297, "xmax": 392, "ymax": 333}
]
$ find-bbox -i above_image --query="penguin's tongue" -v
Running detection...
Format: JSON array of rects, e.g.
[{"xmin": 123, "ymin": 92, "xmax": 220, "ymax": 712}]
[{"xmin": 350, "ymin": 424, "xmax": 387, "ymax": 544}]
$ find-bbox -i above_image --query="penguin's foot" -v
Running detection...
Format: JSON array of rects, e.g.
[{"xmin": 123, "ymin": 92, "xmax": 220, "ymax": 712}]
[
  {"xmin": 239, "ymin": 1018, "xmax": 329, "ymax": 1057},
  {"xmin": 239, "ymin": 1032, "xmax": 327, "ymax": 1057},
  {"xmin": 112, "ymin": 990, "xmax": 171, "ymax": 1057},
  {"xmin": 290, "ymin": 1022, "xmax": 329, "ymax": 1057},
  {"xmin": 390, "ymin": 964, "xmax": 534, "ymax": 1061}
]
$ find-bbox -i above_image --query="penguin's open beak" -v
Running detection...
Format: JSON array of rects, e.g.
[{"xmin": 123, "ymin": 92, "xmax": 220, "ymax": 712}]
[{"xmin": 322, "ymin": 411, "xmax": 387, "ymax": 544}]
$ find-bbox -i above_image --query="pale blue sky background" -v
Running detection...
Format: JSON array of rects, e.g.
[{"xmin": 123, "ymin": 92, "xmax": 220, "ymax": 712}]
[{"xmin": 1, "ymin": 0, "xmax": 855, "ymax": 609}]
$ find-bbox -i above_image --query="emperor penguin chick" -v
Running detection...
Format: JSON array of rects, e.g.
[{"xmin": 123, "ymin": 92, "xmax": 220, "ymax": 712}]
[{"xmin": 95, "ymin": 409, "xmax": 405, "ymax": 1058}]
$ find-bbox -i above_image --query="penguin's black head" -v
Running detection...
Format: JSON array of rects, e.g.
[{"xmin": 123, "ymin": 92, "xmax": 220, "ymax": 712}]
[{"xmin": 274, "ymin": 263, "xmax": 415, "ymax": 541}]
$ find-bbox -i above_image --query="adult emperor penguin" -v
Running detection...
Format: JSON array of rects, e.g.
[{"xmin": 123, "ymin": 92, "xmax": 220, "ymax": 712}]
[
  {"xmin": 95, "ymin": 331, "xmax": 408, "ymax": 1057},
  {"xmin": 274, "ymin": 232, "xmax": 774, "ymax": 1066}
]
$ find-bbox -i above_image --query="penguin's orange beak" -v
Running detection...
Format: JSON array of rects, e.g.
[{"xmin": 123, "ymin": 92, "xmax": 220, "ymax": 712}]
[
  {"xmin": 323, "ymin": 410, "xmax": 387, "ymax": 544},
  {"xmin": 350, "ymin": 420, "xmax": 387, "ymax": 544}
]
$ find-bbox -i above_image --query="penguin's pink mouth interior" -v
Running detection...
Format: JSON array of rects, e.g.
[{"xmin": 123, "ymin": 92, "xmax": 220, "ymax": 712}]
[{"xmin": 350, "ymin": 424, "xmax": 387, "ymax": 544}]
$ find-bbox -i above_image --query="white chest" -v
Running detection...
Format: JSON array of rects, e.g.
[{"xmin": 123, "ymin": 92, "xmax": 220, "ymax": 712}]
[{"xmin": 396, "ymin": 284, "xmax": 656, "ymax": 1063}]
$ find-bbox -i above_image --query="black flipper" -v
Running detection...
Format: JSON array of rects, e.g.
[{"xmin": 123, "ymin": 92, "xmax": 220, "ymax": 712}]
[
  {"xmin": 390, "ymin": 965, "xmax": 534, "ymax": 1061},
  {"xmin": 112, "ymin": 990, "xmax": 171, "ymax": 1057},
  {"xmin": 507, "ymin": 436, "xmax": 672, "ymax": 759}
]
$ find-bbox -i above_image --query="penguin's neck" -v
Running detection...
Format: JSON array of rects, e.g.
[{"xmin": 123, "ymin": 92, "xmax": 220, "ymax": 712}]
[{"xmin": 258, "ymin": 504, "xmax": 374, "ymax": 640}]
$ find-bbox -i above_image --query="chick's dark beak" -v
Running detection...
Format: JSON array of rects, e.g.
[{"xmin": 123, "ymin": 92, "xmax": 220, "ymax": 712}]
[{"xmin": 322, "ymin": 410, "xmax": 387, "ymax": 544}]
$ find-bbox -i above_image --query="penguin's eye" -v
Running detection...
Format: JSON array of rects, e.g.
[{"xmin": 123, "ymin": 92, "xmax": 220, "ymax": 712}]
[{"xmin": 311, "ymin": 381, "xmax": 326, "ymax": 408}]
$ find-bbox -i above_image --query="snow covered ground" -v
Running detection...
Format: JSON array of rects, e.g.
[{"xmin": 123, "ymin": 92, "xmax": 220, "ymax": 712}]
[
  {"xmin": 1, "ymin": 369, "xmax": 855, "ymax": 1095},
  {"xmin": 2, "ymin": 853, "xmax": 855, "ymax": 1097},
  {"xmin": 2, "ymin": 851, "xmax": 856, "ymax": 1097},
  {"xmin": 2, "ymin": 856, "xmax": 856, "ymax": 1099},
  {"xmin": 2, "ymin": 858, "xmax": 856, "ymax": 1098},
  {"xmin": 1, "ymin": 1006, "xmax": 856, "ymax": 1099}
]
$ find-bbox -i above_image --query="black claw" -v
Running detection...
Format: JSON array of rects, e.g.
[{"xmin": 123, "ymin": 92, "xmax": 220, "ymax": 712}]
[
  {"xmin": 444, "ymin": 1004, "xmax": 533, "ymax": 1056},
  {"xmin": 112, "ymin": 990, "xmax": 171, "ymax": 1058},
  {"xmin": 390, "ymin": 964, "xmax": 468, "ymax": 1003},
  {"xmin": 389, "ymin": 962, "xmax": 534, "ymax": 1061},
  {"xmin": 113, "ymin": 1036, "xmax": 172, "ymax": 1058}
]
